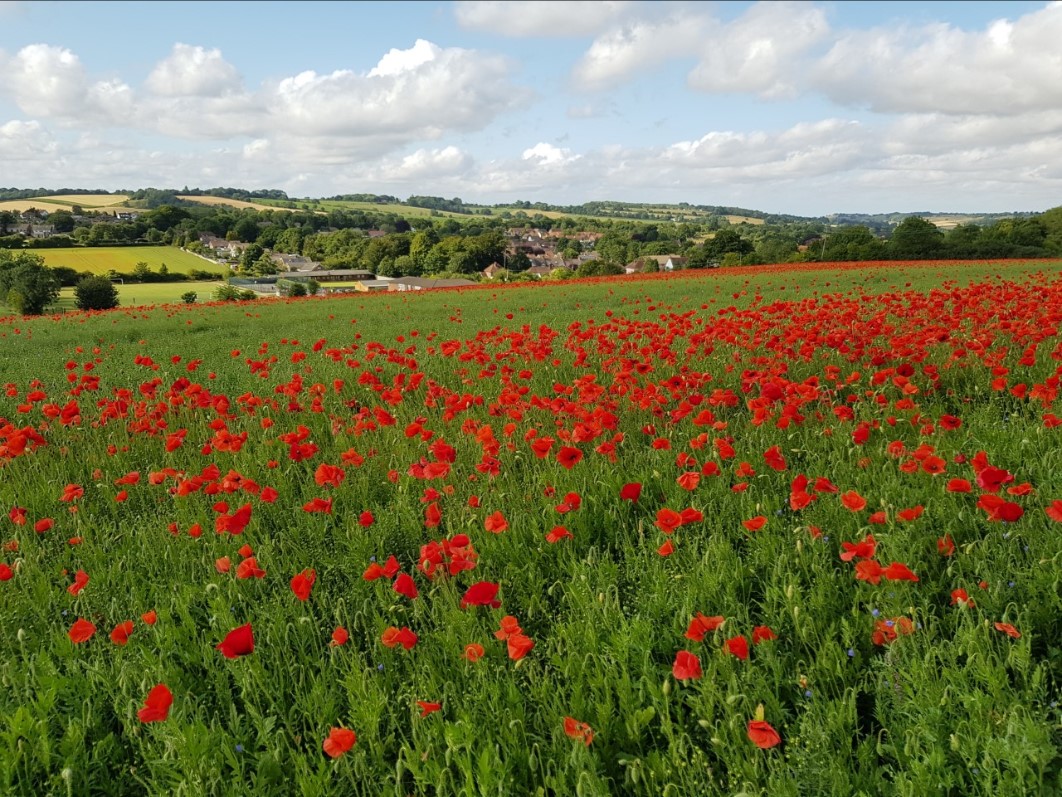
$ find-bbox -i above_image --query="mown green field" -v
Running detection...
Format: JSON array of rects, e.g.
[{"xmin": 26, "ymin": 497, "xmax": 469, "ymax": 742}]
[
  {"xmin": 34, "ymin": 247, "xmax": 229, "ymax": 277},
  {"xmin": 0, "ymin": 259, "xmax": 1060, "ymax": 796},
  {"xmin": 52, "ymin": 281, "xmax": 231, "ymax": 312}
]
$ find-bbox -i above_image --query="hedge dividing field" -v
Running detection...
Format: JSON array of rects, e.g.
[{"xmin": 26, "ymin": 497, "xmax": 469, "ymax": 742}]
[{"xmin": 0, "ymin": 259, "xmax": 1059, "ymax": 796}]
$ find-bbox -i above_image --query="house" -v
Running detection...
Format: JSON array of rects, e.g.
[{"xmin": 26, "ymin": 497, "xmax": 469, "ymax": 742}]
[
  {"xmin": 525, "ymin": 265, "xmax": 555, "ymax": 278},
  {"xmin": 270, "ymin": 254, "xmax": 323, "ymax": 272},
  {"xmin": 388, "ymin": 277, "xmax": 477, "ymax": 292},
  {"xmin": 482, "ymin": 262, "xmax": 504, "ymax": 280},
  {"xmin": 624, "ymin": 255, "xmax": 688, "ymax": 274}
]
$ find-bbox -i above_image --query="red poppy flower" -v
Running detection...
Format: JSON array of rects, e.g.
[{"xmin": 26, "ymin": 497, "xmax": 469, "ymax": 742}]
[
  {"xmin": 546, "ymin": 525, "xmax": 572, "ymax": 543},
  {"xmin": 937, "ymin": 535, "xmax": 956, "ymax": 557},
  {"xmin": 726, "ymin": 635, "xmax": 750, "ymax": 660},
  {"xmin": 34, "ymin": 518, "xmax": 53, "ymax": 534},
  {"xmin": 882, "ymin": 562, "xmax": 919, "ymax": 582},
  {"xmin": 291, "ymin": 569, "xmax": 316, "ymax": 601},
  {"xmin": 1045, "ymin": 500, "xmax": 1062, "ymax": 523},
  {"xmin": 358, "ymin": 511, "xmax": 375, "ymax": 527},
  {"xmin": 68, "ymin": 618, "xmax": 96, "ymax": 644},
  {"xmin": 946, "ymin": 478, "xmax": 972, "ymax": 493},
  {"xmin": 620, "ymin": 483, "xmax": 642, "ymax": 502},
  {"xmin": 424, "ymin": 502, "xmax": 442, "ymax": 528},
  {"xmin": 854, "ymin": 560, "xmax": 883, "ymax": 586},
  {"xmin": 484, "ymin": 511, "xmax": 508, "ymax": 533},
  {"xmin": 655, "ymin": 508, "xmax": 682, "ymax": 534},
  {"xmin": 950, "ymin": 588, "xmax": 974, "ymax": 607},
  {"xmin": 840, "ymin": 491, "xmax": 867, "ymax": 512},
  {"xmin": 752, "ymin": 625, "xmax": 777, "ymax": 645},
  {"xmin": 323, "ymin": 727, "xmax": 356, "ymax": 758},
  {"xmin": 381, "ymin": 626, "xmax": 418, "ymax": 650},
  {"xmin": 461, "ymin": 581, "xmax": 501, "ymax": 609},
  {"xmin": 742, "ymin": 516, "xmax": 767, "ymax": 532},
  {"xmin": 417, "ymin": 701, "xmax": 442, "ymax": 717},
  {"xmin": 657, "ymin": 540, "xmax": 675, "ymax": 556},
  {"xmin": 393, "ymin": 572, "xmax": 419, "ymax": 600},
  {"xmin": 0, "ymin": 563, "xmax": 12, "ymax": 581},
  {"xmin": 331, "ymin": 627, "xmax": 349, "ymax": 647},
  {"xmin": 972, "ymin": 497, "xmax": 1023, "ymax": 527},
  {"xmin": 236, "ymin": 557, "xmax": 266, "ymax": 579},
  {"xmin": 313, "ymin": 463, "xmax": 345, "ymax": 488},
  {"xmin": 672, "ymin": 650, "xmax": 702, "ymax": 680},
  {"xmin": 840, "ymin": 534, "xmax": 876, "ymax": 562},
  {"xmin": 556, "ymin": 446, "xmax": 583, "ymax": 469},
  {"xmin": 137, "ymin": 684, "xmax": 173, "ymax": 723},
  {"xmin": 217, "ymin": 623, "xmax": 255, "ymax": 658},
  {"xmin": 464, "ymin": 642, "xmax": 485, "ymax": 662},
  {"xmin": 897, "ymin": 506, "xmax": 924, "ymax": 522},
  {"xmin": 507, "ymin": 632, "xmax": 535, "ymax": 660},
  {"xmin": 110, "ymin": 621, "xmax": 134, "ymax": 646},
  {"xmin": 994, "ymin": 622, "xmax": 1021, "ymax": 639},
  {"xmin": 685, "ymin": 613, "xmax": 725, "ymax": 642},
  {"xmin": 215, "ymin": 556, "xmax": 232, "ymax": 574},
  {"xmin": 141, "ymin": 609, "xmax": 157, "ymax": 625},
  {"xmin": 563, "ymin": 716, "xmax": 594, "ymax": 746},
  {"xmin": 302, "ymin": 497, "xmax": 333, "ymax": 514},
  {"xmin": 677, "ymin": 472, "xmax": 701, "ymax": 492},
  {"xmin": 67, "ymin": 569, "xmax": 90, "ymax": 596},
  {"xmin": 747, "ymin": 720, "xmax": 781, "ymax": 749}
]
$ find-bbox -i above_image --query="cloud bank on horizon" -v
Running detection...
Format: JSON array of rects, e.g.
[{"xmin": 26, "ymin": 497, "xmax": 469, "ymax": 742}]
[{"xmin": 0, "ymin": 0, "xmax": 1059, "ymax": 215}]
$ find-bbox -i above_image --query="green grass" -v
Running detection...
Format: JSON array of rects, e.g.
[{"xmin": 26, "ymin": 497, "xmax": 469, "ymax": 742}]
[
  {"xmin": 52, "ymin": 281, "xmax": 230, "ymax": 311},
  {"xmin": 34, "ymin": 247, "xmax": 229, "ymax": 277},
  {"xmin": 0, "ymin": 258, "xmax": 1060, "ymax": 796}
]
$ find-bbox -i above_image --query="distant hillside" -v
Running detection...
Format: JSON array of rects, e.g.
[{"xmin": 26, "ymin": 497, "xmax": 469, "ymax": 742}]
[{"xmin": 0, "ymin": 187, "xmax": 1047, "ymax": 231}]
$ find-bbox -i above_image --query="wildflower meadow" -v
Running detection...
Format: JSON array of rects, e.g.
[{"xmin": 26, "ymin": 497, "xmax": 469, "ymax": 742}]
[{"xmin": 0, "ymin": 259, "xmax": 1060, "ymax": 796}]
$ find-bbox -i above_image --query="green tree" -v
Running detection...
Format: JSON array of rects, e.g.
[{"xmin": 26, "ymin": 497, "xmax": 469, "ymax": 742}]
[
  {"xmin": 74, "ymin": 276, "xmax": 120, "ymax": 311},
  {"xmin": 50, "ymin": 210, "xmax": 76, "ymax": 233},
  {"xmin": 0, "ymin": 251, "xmax": 60, "ymax": 315},
  {"xmin": 232, "ymin": 216, "xmax": 260, "ymax": 242},
  {"xmin": 180, "ymin": 291, "xmax": 197, "ymax": 304},
  {"xmin": 889, "ymin": 217, "xmax": 945, "ymax": 259},
  {"xmin": 240, "ymin": 243, "xmax": 265, "ymax": 273},
  {"xmin": 704, "ymin": 228, "xmax": 754, "ymax": 259},
  {"xmin": 133, "ymin": 261, "xmax": 152, "ymax": 281}
]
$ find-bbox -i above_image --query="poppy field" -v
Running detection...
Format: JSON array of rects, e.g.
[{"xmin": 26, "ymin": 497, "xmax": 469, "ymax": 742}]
[{"xmin": 1, "ymin": 259, "xmax": 1061, "ymax": 796}]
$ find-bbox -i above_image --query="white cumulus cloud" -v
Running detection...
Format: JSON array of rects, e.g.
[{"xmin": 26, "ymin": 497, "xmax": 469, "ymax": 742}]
[
  {"xmin": 146, "ymin": 43, "xmax": 243, "ymax": 97},
  {"xmin": 811, "ymin": 2, "xmax": 1062, "ymax": 115}
]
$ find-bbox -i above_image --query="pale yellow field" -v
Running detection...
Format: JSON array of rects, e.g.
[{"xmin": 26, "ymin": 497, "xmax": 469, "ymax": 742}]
[
  {"xmin": 44, "ymin": 194, "xmax": 129, "ymax": 208},
  {"xmin": 725, "ymin": 215, "xmax": 765, "ymax": 225},
  {"xmin": 0, "ymin": 200, "xmax": 63, "ymax": 213},
  {"xmin": 0, "ymin": 195, "xmax": 129, "ymax": 212},
  {"xmin": 178, "ymin": 195, "xmax": 298, "ymax": 212},
  {"xmin": 927, "ymin": 216, "xmax": 978, "ymax": 230}
]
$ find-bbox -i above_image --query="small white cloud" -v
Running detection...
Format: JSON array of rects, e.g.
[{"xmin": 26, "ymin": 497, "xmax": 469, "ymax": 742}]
[
  {"xmin": 455, "ymin": 0, "xmax": 631, "ymax": 37},
  {"xmin": 368, "ymin": 39, "xmax": 440, "ymax": 78},
  {"xmin": 522, "ymin": 142, "xmax": 579, "ymax": 165},
  {"xmin": 146, "ymin": 43, "xmax": 243, "ymax": 97}
]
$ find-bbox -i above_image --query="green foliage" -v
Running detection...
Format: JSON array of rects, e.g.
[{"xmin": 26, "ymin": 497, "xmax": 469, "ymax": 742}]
[
  {"xmin": 213, "ymin": 284, "xmax": 257, "ymax": 302},
  {"xmin": 889, "ymin": 216, "xmax": 945, "ymax": 259},
  {"xmin": 0, "ymin": 250, "xmax": 59, "ymax": 314},
  {"xmin": 74, "ymin": 275, "xmax": 120, "ymax": 311},
  {"xmin": 180, "ymin": 290, "xmax": 198, "ymax": 304}
]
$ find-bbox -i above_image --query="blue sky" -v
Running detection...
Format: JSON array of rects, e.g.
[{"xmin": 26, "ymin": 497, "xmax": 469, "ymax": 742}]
[{"xmin": 0, "ymin": 1, "xmax": 1058, "ymax": 215}]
